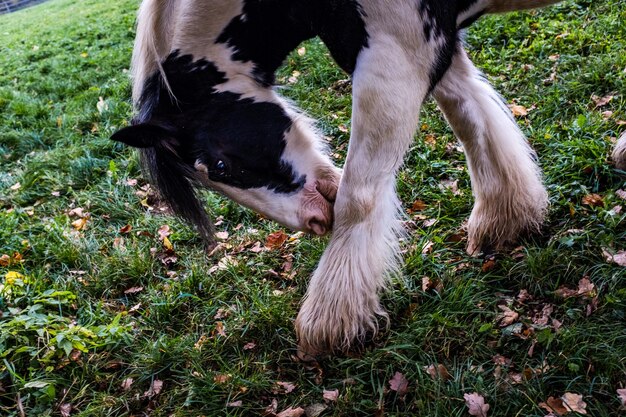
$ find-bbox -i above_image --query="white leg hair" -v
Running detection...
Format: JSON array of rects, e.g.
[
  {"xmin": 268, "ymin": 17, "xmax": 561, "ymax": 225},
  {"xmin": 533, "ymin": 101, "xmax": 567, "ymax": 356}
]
[
  {"xmin": 433, "ymin": 48, "xmax": 548, "ymax": 255},
  {"xmin": 612, "ymin": 131, "xmax": 626, "ymax": 171},
  {"xmin": 295, "ymin": 37, "xmax": 431, "ymax": 355}
]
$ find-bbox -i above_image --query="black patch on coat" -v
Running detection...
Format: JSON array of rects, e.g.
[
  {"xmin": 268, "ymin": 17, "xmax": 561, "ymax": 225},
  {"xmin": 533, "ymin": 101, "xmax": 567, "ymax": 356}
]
[
  {"xmin": 419, "ymin": 0, "xmax": 459, "ymax": 90},
  {"xmin": 216, "ymin": 0, "xmax": 369, "ymax": 82}
]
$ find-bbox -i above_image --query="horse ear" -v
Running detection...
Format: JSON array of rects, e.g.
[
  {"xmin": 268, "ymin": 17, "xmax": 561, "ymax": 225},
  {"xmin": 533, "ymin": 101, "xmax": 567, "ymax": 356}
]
[{"xmin": 111, "ymin": 123, "xmax": 177, "ymax": 148}]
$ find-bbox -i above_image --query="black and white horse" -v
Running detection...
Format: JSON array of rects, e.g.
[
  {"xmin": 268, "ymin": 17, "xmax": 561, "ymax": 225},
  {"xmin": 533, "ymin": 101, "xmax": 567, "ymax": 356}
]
[{"xmin": 112, "ymin": 0, "xmax": 625, "ymax": 356}]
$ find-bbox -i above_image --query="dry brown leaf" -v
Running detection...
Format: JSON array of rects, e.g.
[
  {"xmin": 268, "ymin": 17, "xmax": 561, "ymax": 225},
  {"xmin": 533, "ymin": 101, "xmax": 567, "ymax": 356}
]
[
  {"xmin": 577, "ymin": 277, "xmax": 595, "ymax": 297},
  {"xmin": 143, "ymin": 379, "xmax": 163, "ymax": 398},
  {"xmin": 582, "ymin": 193, "xmax": 604, "ymax": 207},
  {"xmin": 304, "ymin": 403, "xmax": 327, "ymax": 417},
  {"xmin": 464, "ymin": 392, "xmax": 490, "ymax": 417},
  {"xmin": 59, "ymin": 403, "xmax": 72, "ymax": 417},
  {"xmin": 214, "ymin": 374, "xmax": 231, "ymax": 384},
  {"xmin": 157, "ymin": 225, "xmax": 171, "ymax": 240},
  {"xmin": 509, "ymin": 104, "xmax": 528, "ymax": 117},
  {"xmin": 121, "ymin": 378, "xmax": 134, "ymax": 391},
  {"xmin": 540, "ymin": 396, "xmax": 569, "ymax": 415},
  {"xmin": 561, "ymin": 392, "xmax": 587, "ymax": 414},
  {"xmin": 533, "ymin": 304, "xmax": 554, "ymax": 326},
  {"xmin": 411, "ymin": 199, "xmax": 427, "ymax": 212},
  {"xmin": 276, "ymin": 407, "xmax": 305, "ymax": 417},
  {"xmin": 439, "ymin": 179, "xmax": 460, "ymax": 195},
  {"xmin": 482, "ymin": 258, "xmax": 496, "ymax": 273},
  {"xmin": 323, "ymin": 389, "xmax": 339, "ymax": 402},
  {"xmin": 497, "ymin": 305, "xmax": 519, "ymax": 327},
  {"xmin": 227, "ymin": 400, "xmax": 243, "ymax": 407},
  {"xmin": 124, "ymin": 286, "xmax": 143, "ymax": 295},
  {"xmin": 274, "ymin": 381, "xmax": 297, "ymax": 394},
  {"xmin": 243, "ymin": 342, "xmax": 256, "ymax": 350},
  {"xmin": 68, "ymin": 207, "xmax": 87, "ymax": 218},
  {"xmin": 424, "ymin": 364, "xmax": 451, "ymax": 380},
  {"xmin": 71, "ymin": 218, "xmax": 88, "ymax": 231},
  {"xmin": 215, "ymin": 321, "xmax": 227, "ymax": 337},
  {"xmin": 617, "ymin": 388, "xmax": 626, "ymax": 408},
  {"xmin": 616, "ymin": 189, "xmax": 626, "ymax": 200},
  {"xmin": 119, "ymin": 224, "xmax": 132, "ymax": 234},
  {"xmin": 602, "ymin": 249, "xmax": 626, "ymax": 267},
  {"xmin": 424, "ymin": 134, "xmax": 437, "ymax": 148},
  {"xmin": 263, "ymin": 398, "xmax": 278, "ymax": 416},
  {"xmin": 266, "ymin": 231, "xmax": 288, "ymax": 250},
  {"xmin": 422, "ymin": 240, "xmax": 435, "ymax": 254},
  {"xmin": 215, "ymin": 231, "xmax": 229, "ymax": 240},
  {"xmin": 388, "ymin": 372, "xmax": 409, "ymax": 397},
  {"xmin": 592, "ymin": 93, "xmax": 614, "ymax": 108},
  {"xmin": 492, "ymin": 355, "xmax": 511, "ymax": 367}
]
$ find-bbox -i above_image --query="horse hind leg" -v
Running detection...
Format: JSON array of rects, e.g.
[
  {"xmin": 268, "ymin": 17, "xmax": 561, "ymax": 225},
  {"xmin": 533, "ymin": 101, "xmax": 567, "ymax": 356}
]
[{"xmin": 433, "ymin": 47, "xmax": 549, "ymax": 255}]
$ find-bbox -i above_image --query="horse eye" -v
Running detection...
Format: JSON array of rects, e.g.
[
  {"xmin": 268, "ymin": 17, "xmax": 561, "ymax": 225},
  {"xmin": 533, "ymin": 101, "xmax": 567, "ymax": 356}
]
[{"xmin": 215, "ymin": 159, "xmax": 226, "ymax": 172}]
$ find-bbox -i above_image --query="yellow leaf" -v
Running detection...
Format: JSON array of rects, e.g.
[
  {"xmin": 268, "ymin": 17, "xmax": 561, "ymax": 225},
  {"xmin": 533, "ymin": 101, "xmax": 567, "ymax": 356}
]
[
  {"xmin": 162, "ymin": 236, "xmax": 173, "ymax": 250},
  {"xmin": 5, "ymin": 271, "xmax": 25, "ymax": 284}
]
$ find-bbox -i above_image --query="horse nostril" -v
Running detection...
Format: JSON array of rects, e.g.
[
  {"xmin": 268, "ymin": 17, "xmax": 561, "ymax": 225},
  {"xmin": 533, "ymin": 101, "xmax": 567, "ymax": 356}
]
[{"xmin": 307, "ymin": 217, "xmax": 327, "ymax": 236}]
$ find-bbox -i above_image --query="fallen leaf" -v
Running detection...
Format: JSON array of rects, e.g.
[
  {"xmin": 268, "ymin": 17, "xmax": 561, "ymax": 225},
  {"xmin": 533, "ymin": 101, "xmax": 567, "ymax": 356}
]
[
  {"xmin": 498, "ymin": 305, "xmax": 519, "ymax": 327},
  {"xmin": 411, "ymin": 199, "xmax": 427, "ymax": 212},
  {"xmin": 71, "ymin": 218, "xmax": 88, "ymax": 231},
  {"xmin": 562, "ymin": 392, "xmax": 587, "ymax": 414},
  {"xmin": 582, "ymin": 193, "xmax": 604, "ymax": 207},
  {"xmin": 143, "ymin": 379, "xmax": 163, "ymax": 398},
  {"xmin": 421, "ymin": 276, "xmax": 443, "ymax": 293},
  {"xmin": 424, "ymin": 134, "xmax": 437, "ymax": 148},
  {"xmin": 214, "ymin": 374, "xmax": 231, "ymax": 384},
  {"xmin": 602, "ymin": 249, "xmax": 626, "ymax": 266},
  {"xmin": 266, "ymin": 231, "xmax": 288, "ymax": 250},
  {"xmin": 422, "ymin": 240, "xmax": 435, "ymax": 254},
  {"xmin": 121, "ymin": 378, "xmax": 134, "ymax": 391},
  {"xmin": 592, "ymin": 93, "xmax": 614, "ymax": 108},
  {"xmin": 96, "ymin": 96, "xmax": 109, "ymax": 113},
  {"xmin": 482, "ymin": 257, "xmax": 496, "ymax": 273},
  {"xmin": 227, "ymin": 400, "xmax": 243, "ymax": 407},
  {"xmin": 389, "ymin": 372, "xmax": 409, "ymax": 397},
  {"xmin": 540, "ymin": 396, "xmax": 569, "ymax": 415},
  {"xmin": 464, "ymin": 392, "xmax": 490, "ymax": 417},
  {"xmin": 68, "ymin": 207, "xmax": 88, "ymax": 218},
  {"xmin": 59, "ymin": 403, "xmax": 72, "ymax": 417},
  {"xmin": 162, "ymin": 236, "xmax": 173, "ymax": 250},
  {"xmin": 215, "ymin": 231, "xmax": 229, "ymax": 240},
  {"xmin": 119, "ymin": 224, "xmax": 132, "ymax": 234},
  {"xmin": 424, "ymin": 364, "xmax": 451, "ymax": 380},
  {"xmin": 577, "ymin": 277, "xmax": 595, "ymax": 297},
  {"xmin": 274, "ymin": 381, "xmax": 297, "ymax": 394},
  {"xmin": 439, "ymin": 179, "xmax": 461, "ymax": 195},
  {"xmin": 263, "ymin": 398, "xmax": 278, "ymax": 416},
  {"xmin": 10, "ymin": 182, "xmax": 21, "ymax": 191},
  {"xmin": 323, "ymin": 389, "xmax": 339, "ymax": 402},
  {"xmin": 509, "ymin": 104, "xmax": 528, "ymax": 117},
  {"xmin": 304, "ymin": 403, "xmax": 327, "ymax": 417},
  {"xmin": 215, "ymin": 321, "xmax": 227, "ymax": 337},
  {"xmin": 243, "ymin": 342, "xmax": 256, "ymax": 350},
  {"xmin": 297, "ymin": 47, "xmax": 306, "ymax": 56},
  {"xmin": 423, "ymin": 219, "xmax": 437, "ymax": 228},
  {"xmin": 616, "ymin": 189, "xmax": 626, "ymax": 200},
  {"xmin": 124, "ymin": 286, "xmax": 143, "ymax": 295},
  {"xmin": 532, "ymin": 304, "xmax": 554, "ymax": 326},
  {"xmin": 157, "ymin": 225, "xmax": 171, "ymax": 240},
  {"xmin": 617, "ymin": 388, "xmax": 626, "ymax": 408},
  {"xmin": 276, "ymin": 407, "xmax": 305, "ymax": 417}
]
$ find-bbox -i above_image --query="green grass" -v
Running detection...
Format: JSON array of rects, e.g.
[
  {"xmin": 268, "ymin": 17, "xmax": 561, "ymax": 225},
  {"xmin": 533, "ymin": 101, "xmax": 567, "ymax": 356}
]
[{"xmin": 1, "ymin": 0, "xmax": 625, "ymax": 416}]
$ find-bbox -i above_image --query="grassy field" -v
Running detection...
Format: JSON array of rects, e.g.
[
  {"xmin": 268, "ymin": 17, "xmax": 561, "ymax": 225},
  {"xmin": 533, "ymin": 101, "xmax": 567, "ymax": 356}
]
[{"xmin": 1, "ymin": 0, "xmax": 625, "ymax": 415}]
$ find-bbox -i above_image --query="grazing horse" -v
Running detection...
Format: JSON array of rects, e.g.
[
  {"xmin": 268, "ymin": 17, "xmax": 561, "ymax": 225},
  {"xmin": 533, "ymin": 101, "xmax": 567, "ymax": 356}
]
[{"xmin": 112, "ymin": 0, "xmax": 620, "ymax": 356}]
